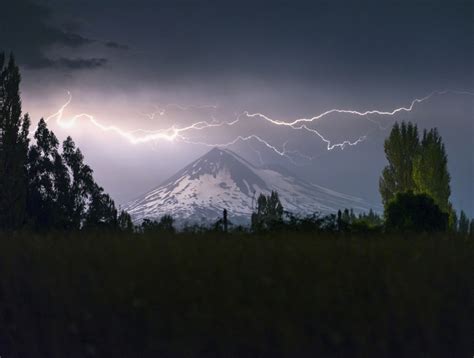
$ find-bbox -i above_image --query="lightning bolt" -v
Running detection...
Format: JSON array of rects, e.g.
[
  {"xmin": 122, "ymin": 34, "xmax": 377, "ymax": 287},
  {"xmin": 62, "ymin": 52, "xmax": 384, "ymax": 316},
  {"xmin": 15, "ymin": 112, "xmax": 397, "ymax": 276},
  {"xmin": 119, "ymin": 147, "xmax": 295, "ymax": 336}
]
[{"xmin": 44, "ymin": 89, "xmax": 473, "ymax": 162}]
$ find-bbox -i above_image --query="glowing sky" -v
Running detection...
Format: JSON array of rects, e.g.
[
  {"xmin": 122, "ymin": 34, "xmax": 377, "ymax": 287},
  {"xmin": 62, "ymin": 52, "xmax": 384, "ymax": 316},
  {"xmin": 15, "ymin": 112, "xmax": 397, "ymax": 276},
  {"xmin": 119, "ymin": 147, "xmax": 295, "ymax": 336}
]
[{"xmin": 1, "ymin": 0, "xmax": 473, "ymax": 214}]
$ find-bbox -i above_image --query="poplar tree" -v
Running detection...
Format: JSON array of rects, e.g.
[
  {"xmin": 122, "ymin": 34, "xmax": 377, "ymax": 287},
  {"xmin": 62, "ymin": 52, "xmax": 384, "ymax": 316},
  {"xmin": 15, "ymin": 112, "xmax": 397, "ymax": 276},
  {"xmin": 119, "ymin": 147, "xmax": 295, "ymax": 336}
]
[
  {"xmin": 379, "ymin": 122, "xmax": 420, "ymax": 206},
  {"xmin": 413, "ymin": 128, "xmax": 451, "ymax": 213},
  {"xmin": 0, "ymin": 54, "xmax": 30, "ymax": 229}
]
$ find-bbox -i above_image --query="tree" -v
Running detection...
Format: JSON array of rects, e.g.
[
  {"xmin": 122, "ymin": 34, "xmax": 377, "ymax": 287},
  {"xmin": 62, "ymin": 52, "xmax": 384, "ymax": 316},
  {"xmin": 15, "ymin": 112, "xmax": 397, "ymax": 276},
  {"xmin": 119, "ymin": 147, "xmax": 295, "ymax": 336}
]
[
  {"xmin": 26, "ymin": 118, "xmax": 60, "ymax": 229},
  {"xmin": 470, "ymin": 219, "xmax": 474, "ymax": 239},
  {"xmin": 158, "ymin": 214, "xmax": 175, "ymax": 234},
  {"xmin": 385, "ymin": 191, "xmax": 448, "ymax": 233},
  {"xmin": 223, "ymin": 209, "xmax": 228, "ymax": 233},
  {"xmin": 458, "ymin": 210, "xmax": 469, "ymax": 235},
  {"xmin": 379, "ymin": 122, "xmax": 420, "ymax": 206},
  {"xmin": 251, "ymin": 191, "xmax": 284, "ymax": 231},
  {"xmin": 62, "ymin": 136, "xmax": 96, "ymax": 229},
  {"xmin": 413, "ymin": 128, "xmax": 451, "ymax": 213},
  {"xmin": 118, "ymin": 210, "xmax": 134, "ymax": 233},
  {"xmin": 141, "ymin": 215, "xmax": 175, "ymax": 234},
  {"xmin": 0, "ymin": 54, "xmax": 30, "ymax": 229},
  {"xmin": 84, "ymin": 184, "xmax": 117, "ymax": 230}
]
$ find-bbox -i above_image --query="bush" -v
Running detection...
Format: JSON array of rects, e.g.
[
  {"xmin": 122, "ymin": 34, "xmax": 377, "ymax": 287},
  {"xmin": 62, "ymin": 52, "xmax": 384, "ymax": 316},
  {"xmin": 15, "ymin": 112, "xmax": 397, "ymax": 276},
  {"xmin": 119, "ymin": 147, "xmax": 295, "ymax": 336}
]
[{"xmin": 385, "ymin": 191, "xmax": 448, "ymax": 232}]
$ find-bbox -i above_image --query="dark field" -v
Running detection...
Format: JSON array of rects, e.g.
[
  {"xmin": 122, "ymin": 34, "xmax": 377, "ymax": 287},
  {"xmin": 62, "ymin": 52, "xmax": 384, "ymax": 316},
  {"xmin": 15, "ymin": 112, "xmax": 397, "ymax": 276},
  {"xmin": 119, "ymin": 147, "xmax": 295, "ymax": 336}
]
[{"xmin": 0, "ymin": 232, "xmax": 472, "ymax": 357}]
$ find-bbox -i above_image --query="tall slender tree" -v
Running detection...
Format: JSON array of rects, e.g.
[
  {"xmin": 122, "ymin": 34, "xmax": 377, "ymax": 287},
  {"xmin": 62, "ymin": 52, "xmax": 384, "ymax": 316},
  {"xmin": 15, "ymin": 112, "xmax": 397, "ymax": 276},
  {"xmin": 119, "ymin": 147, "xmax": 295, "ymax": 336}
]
[
  {"xmin": 0, "ymin": 54, "xmax": 30, "ymax": 229},
  {"xmin": 379, "ymin": 122, "xmax": 420, "ymax": 206},
  {"xmin": 458, "ymin": 210, "xmax": 469, "ymax": 235},
  {"xmin": 413, "ymin": 128, "xmax": 451, "ymax": 213}
]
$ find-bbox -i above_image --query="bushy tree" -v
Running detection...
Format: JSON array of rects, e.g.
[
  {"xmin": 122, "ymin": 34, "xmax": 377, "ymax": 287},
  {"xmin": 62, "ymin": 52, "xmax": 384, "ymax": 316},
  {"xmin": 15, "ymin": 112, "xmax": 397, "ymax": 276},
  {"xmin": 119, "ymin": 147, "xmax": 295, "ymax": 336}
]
[
  {"xmin": 379, "ymin": 122, "xmax": 420, "ymax": 206},
  {"xmin": 0, "ymin": 54, "xmax": 30, "ymax": 229},
  {"xmin": 84, "ymin": 184, "xmax": 117, "ymax": 230},
  {"xmin": 385, "ymin": 191, "xmax": 448, "ymax": 233},
  {"xmin": 251, "ymin": 191, "xmax": 284, "ymax": 231},
  {"xmin": 141, "ymin": 215, "xmax": 175, "ymax": 234}
]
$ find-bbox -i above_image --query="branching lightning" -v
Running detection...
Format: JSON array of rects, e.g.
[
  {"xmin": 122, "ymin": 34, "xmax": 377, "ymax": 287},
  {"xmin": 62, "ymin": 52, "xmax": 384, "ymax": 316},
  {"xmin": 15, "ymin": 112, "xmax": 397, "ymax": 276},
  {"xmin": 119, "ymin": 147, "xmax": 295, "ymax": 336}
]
[{"xmin": 44, "ymin": 90, "xmax": 473, "ymax": 163}]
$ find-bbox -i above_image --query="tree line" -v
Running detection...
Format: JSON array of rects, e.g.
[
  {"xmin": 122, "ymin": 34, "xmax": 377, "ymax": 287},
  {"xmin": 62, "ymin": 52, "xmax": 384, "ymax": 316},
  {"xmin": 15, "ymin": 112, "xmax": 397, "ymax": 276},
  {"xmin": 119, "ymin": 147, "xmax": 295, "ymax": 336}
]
[
  {"xmin": 0, "ymin": 53, "xmax": 473, "ymax": 236},
  {"xmin": 0, "ymin": 54, "xmax": 133, "ymax": 232}
]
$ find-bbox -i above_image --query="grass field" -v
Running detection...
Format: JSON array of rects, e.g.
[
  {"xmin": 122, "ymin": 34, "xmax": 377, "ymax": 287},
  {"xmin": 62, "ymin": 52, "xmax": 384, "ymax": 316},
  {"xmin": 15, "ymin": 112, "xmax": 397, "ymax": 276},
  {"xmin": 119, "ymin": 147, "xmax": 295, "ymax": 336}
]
[{"xmin": 0, "ymin": 231, "xmax": 472, "ymax": 357}]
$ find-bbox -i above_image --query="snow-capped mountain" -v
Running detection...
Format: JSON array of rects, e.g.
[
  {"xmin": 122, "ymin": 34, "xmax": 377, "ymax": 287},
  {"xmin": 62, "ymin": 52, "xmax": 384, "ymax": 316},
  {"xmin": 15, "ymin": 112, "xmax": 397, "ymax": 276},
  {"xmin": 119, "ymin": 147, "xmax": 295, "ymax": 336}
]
[{"xmin": 125, "ymin": 148, "xmax": 378, "ymax": 225}]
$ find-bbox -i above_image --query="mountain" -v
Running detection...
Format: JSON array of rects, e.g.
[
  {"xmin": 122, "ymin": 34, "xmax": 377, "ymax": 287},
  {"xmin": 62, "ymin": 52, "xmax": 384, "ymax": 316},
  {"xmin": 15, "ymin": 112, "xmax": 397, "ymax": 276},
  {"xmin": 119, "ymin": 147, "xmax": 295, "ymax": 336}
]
[{"xmin": 124, "ymin": 148, "xmax": 379, "ymax": 225}]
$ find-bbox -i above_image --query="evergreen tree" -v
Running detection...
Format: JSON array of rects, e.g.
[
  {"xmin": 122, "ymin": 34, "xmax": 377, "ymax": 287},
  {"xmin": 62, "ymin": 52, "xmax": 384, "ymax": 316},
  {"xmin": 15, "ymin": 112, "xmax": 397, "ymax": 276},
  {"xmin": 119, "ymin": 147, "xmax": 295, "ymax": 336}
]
[
  {"xmin": 379, "ymin": 122, "xmax": 420, "ymax": 206},
  {"xmin": 458, "ymin": 210, "xmax": 469, "ymax": 235},
  {"xmin": 413, "ymin": 128, "xmax": 451, "ymax": 213},
  {"xmin": 0, "ymin": 54, "xmax": 30, "ymax": 229},
  {"xmin": 470, "ymin": 219, "xmax": 474, "ymax": 238}
]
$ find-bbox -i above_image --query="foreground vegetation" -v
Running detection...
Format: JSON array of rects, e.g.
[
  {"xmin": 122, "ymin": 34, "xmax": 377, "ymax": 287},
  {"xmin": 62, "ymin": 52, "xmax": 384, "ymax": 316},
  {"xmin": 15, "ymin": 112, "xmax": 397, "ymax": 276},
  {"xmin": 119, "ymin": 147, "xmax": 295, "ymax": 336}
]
[{"xmin": 0, "ymin": 231, "xmax": 471, "ymax": 357}]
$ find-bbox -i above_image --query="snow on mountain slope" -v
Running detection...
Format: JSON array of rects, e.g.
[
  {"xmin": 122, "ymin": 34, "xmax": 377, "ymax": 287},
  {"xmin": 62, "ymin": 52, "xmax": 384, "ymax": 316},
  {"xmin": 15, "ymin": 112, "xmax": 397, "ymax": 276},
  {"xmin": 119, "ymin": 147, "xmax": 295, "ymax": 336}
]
[{"xmin": 125, "ymin": 148, "xmax": 379, "ymax": 224}]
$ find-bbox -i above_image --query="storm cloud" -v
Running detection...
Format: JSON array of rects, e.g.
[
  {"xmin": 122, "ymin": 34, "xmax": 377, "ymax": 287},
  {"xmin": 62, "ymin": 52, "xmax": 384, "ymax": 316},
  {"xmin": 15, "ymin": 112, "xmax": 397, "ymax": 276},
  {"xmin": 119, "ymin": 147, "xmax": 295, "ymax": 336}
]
[{"xmin": 0, "ymin": 0, "xmax": 109, "ymax": 70}]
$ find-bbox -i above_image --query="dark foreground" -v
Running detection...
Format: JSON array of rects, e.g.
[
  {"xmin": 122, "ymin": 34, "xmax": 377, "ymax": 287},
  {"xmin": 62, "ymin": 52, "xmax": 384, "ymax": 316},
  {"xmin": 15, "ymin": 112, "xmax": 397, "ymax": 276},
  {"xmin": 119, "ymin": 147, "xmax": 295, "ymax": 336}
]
[{"xmin": 0, "ymin": 232, "xmax": 472, "ymax": 357}]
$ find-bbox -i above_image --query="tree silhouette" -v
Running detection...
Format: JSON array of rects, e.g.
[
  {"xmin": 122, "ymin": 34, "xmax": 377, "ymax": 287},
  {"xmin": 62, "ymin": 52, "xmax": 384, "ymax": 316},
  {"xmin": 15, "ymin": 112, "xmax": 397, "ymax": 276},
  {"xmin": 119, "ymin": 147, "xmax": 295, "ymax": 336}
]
[
  {"xmin": 0, "ymin": 54, "xmax": 30, "ymax": 229},
  {"xmin": 413, "ymin": 128, "xmax": 451, "ymax": 213},
  {"xmin": 379, "ymin": 122, "xmax": 420, "ymax": 206},
  {"xmin": 84, "ymin": 183, "xmax": 117, "ymax": 230},
  {"xmin": 26, "ymin": 118, "xmax": 59, "ymax": 229},
  {"xmin": 458, "ymin": 210, "xmax": 469, "ymax": 235},
  {"xmin": 251, "ymin": 191, "xmax": 284, "ymax": 231},
  {"xmin": 385, "ymin": 191, "xmax": 448, "ymax": 233},
  {"xmin": 118, "ymin": 210, "xmax": 134, "ymax": 233}
]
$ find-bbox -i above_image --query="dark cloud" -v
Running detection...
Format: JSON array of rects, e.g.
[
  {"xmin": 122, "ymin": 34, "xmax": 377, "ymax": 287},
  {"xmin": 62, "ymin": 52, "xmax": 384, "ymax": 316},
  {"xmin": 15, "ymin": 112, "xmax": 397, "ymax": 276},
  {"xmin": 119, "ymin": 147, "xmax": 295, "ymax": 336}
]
[
  {"xmin": 104, "ymin": 41, "xmax": 129, "ymax": 50},
  {"xmin": 0, "ymin": 0, "xmax": 103, "ymax": 70},
  {"xmin": 50, "ymin": 0, "xmax": 470, "ymax": 88},
  {"xmin": 52, "ymin": 57, "xmax": 108, "ymax": 70}
]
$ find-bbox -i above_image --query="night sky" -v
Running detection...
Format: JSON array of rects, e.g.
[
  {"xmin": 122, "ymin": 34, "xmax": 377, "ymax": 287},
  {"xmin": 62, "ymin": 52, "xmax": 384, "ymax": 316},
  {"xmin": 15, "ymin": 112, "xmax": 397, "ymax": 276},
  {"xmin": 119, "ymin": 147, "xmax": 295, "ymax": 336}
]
[{"xmin": 1, "ymin": 0, "xmax": 473, "ymax": 214}]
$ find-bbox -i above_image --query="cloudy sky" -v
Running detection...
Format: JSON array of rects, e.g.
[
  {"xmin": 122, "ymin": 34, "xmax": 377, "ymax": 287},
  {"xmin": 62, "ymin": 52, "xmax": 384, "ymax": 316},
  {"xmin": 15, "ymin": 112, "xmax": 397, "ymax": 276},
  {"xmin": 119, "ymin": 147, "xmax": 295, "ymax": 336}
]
[{"xmin": 1, "ymin": 0, "xmax": 473, "ymax": 214}]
